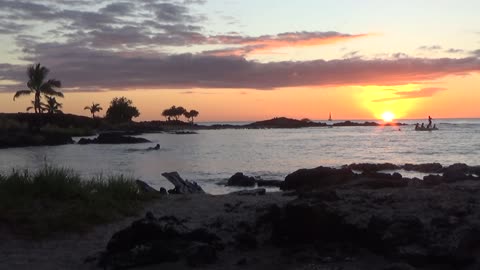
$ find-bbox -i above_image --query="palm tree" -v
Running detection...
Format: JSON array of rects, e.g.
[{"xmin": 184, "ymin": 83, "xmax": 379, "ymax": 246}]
[
  {"xmin": 42, "ymin": 96, "xmax": 63, "ymax": 114},
  {"xmin": 84, "ymin": 102, "xmax": 103, "ymax": 118},
  {"xmin": 183, "ymin": 109, "xmax": 199, "ymax": 124},
  {"xmin": 13, "ymin": 63, "xmax": 63, "ymax": 113}
]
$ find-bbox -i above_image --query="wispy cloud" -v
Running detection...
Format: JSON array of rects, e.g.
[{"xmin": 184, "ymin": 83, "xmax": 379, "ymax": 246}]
[
  {"xmin": 204, "ymin": 32, "xmax": 370, "ymax": 56},
  {"xmin": 373, "ymin": 87, "xmax": 447, "ymax": 102},
  {"xmin": 418, "ymin": 45, "xmax": 442, "ymax": 51},
  {"xmin": 445, "ymin": 48, "xmax": 464, "ymax": 54}
]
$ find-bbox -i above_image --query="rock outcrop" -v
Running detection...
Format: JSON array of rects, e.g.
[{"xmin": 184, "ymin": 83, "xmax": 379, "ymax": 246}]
[
  {"xmin": 227, "ymin": 172, "xmax": 256, "ymax": 187},
  {"xmin": 77, "ymin": 132, "xmax": 150, "ymax": 144},
  {"xmin": 99, "ymin": 212, "xmax": 222, "ymax": 269}
]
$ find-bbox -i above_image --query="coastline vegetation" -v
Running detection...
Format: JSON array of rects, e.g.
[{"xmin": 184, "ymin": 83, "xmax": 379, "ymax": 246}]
[{"xmin": 0, "ymin": 166, "xmax": 156, "ymax": 238}]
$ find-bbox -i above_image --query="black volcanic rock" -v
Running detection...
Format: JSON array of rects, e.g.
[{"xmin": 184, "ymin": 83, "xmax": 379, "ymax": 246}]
[
  {"xmin": 270, "ymin": 179, "xmax": 480, "ymax": 268},
  {"xmin": 77, "ymin": 132, "xmax": 150, "ymax": 144},
  {"xmin": 227, "ymin": 172, "xmax": 256, "ymax": 187},
  {"xmin": 403, "ymin": 163, "xmax": 443, "ymax": 173},
  {"xmin": 256, "ymin": 179, "xmax": 283, "ymax": 187},
  {"xmin": 0, "ymin": 132, "xmax": 73, "ymax": 148},
  {"xmin": 281, "ymin": 166, "xmax": 355, "ymax": 191},
  {"xmin": 100, "ymin": 213, "xmax": 221, "ymax": 269},
  {"xmin": 347, "ymin": 163, "xmax": 400, "ymax": 172},
  {"xmin": 245, "ymin": 117, "xmax": 326, "ymax": 129}
]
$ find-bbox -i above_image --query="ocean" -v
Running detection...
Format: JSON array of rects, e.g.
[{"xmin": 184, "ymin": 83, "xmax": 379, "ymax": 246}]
[{"xmin": 1, "ymin": 118, "xmax": 479, "ymax": 194}]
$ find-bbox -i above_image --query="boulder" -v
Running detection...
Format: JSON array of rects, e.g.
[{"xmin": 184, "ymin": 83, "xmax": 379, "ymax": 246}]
[
  {"xmin": 99, "ymin": 213, "xmax": 221, "ymax": 269},
  {"xmin": 281, "ymin": 166, "xmax": 354, "ymax": 191},
  {"xmin": 227, "ymin": 172, "xmax": 256, "ymax": 187},
  {"xmin": 422, "ymin": 174, "xmax": 443, "ymax": 185},
  {"xmin": 442, "ymin": 163, "xmax": 471, "ymax": 182}
]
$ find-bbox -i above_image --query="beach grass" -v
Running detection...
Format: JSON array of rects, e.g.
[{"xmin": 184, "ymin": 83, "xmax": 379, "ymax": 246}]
[{"xmin": 0, "ymin": 167, "xmax": 155, "ymax": 238}]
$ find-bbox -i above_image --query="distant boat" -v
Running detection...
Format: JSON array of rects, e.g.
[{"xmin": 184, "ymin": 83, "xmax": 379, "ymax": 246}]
[
  {"xmin": 328, "ymin": 112, "xmax": 332, "ymax": 121},
  {"xmin": 414, "ymin": 126, "xmax": 438, "ymax": 131}
]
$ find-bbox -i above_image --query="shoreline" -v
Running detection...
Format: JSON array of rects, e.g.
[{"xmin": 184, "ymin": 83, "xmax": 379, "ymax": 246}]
[{"xmin": 1, "ymin": 163, "xmax": 480, "ymax": 269}]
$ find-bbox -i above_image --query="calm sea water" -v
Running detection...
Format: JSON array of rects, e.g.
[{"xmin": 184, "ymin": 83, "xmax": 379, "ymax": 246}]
[{"xmin": 1, "ymin": 119, "xmax": 479, "ymax": 194}]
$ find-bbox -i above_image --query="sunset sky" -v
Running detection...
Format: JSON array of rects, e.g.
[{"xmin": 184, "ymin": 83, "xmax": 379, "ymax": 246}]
[{"xmin": 1, "ymin": 0, "xmax": 479, "ymax": 121}]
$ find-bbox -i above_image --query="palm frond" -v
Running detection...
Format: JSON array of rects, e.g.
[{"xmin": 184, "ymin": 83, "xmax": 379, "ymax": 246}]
[
  {"xmin": 46, "ymin": 79, "xmax": 61, "ymax": 88},
  {"xmin": 13, "ymin": 90, "xmax": 32, "ymax": 100},
  {"xmin": 41, "ymin": 87, "xmax": 64, "ymax": 98}
]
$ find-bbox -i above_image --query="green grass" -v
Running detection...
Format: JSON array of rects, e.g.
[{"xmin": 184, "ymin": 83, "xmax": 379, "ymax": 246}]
[{"xmin": 0, "ymin": 167, "xmax": 156, "ymax": 238}]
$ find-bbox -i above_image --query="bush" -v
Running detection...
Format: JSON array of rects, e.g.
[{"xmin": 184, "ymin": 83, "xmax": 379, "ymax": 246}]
[{"xmin": 0, "ymin": 167, "xmax": 156, "ymax": 238}]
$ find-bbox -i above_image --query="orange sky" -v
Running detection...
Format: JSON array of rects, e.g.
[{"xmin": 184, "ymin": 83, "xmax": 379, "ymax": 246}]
[
  {"xmin": 2, "ymin": 74, "xmax": 479, "ymax": 122},
  {"xmin": 1, "ymin": 1, "xmax": 479, "ymax": 122}
]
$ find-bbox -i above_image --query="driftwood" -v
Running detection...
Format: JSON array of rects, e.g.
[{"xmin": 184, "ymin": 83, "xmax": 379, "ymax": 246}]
[
  {"xmin": 135, "ymin": 180, "xmax": 159, "ymax": 194},
  {"xmin": 161, "ymin": 172, "xmax": 205, "ymax": 194}
]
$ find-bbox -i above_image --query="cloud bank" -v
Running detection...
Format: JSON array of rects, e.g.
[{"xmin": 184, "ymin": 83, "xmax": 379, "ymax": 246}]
[{"xmin": 0, "ymin": 0, "xmax": 479, "ymax": 93}]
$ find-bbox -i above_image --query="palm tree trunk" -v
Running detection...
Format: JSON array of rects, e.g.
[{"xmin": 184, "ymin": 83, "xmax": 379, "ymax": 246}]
[{"xmin": 34, "ymin": 92, "xmax": 41, "ymax": 114}]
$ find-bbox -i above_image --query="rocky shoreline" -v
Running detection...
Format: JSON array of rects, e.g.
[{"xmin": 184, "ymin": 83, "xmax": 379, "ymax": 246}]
[
  {"xmin": 1, "ymin": 114, "xmax": 407, "ymax": 148},
  {"xmin": 2, "ymin": 163, "xmax": 479, "ymax": 270}
]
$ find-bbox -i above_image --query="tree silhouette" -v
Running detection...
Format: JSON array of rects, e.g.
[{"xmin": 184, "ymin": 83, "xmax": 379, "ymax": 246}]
[
  {"xmin": 161, "ymin": 106, "xmax": 174, "ymax": 121},
  {"xmin": 183, "ymin": 109, "xmax": 199, "ymax": 124},
  {"xmin": 42, "ymin": 96, "xmax": 63, "ymax": 114},
  {"xmin": 13, "ymin": 63, "xmax": 63, "ymax": 114},
  {"xmin": 84, "ymin": 102, "xmax": 103, "ymax": 118},
  {"xmin": 162, "ymin": 106, "xmax": 187, "ymax": 121},
  {"xmin": 105, "ymin": 97, "xmax": 140, "ymax": 123}
]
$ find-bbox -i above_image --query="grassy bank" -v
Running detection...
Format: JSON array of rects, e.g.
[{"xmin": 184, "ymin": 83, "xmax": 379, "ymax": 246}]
[{"xmin": 0, "ymin": 167, "xmax": 156, "ymax": 238}]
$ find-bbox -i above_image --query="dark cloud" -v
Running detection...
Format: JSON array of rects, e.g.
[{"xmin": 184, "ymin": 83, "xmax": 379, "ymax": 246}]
[
  {"xmin": 3, "ymin": 41, "xmax": 480, "ymax": 92},
  {"xmin": 0, "ymin": 21, "xmax": 28, "ymax": 34},
  {"xmin": 472, "ymin": 49, "xmax": 480, "ymax": 57},
  {"xmin": 99, "ymin": 2, "xmax": 134, "ymax": 16},
  {"xmin": 1, "ymin": 0, "xmax": 478, "ymax": 94},
  {"xmin": 373, "ymin": 87, "xmax": 447, "ymax": 102},
  {"xmin": 148, "ymin": 2, "xmax": 204, "ymax": 23}
]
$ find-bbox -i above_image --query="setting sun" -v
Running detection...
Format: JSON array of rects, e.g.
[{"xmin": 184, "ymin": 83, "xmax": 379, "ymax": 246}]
[{"xmin": 381, "ymin": 111, "xmax": 395, "ymax": 122}]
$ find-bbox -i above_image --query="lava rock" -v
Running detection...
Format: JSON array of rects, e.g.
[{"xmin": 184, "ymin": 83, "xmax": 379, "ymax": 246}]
[
  {"xmin": 403, "ymin": 163, "xmax": 443, "ymax": 173},
  {"xmin": 281, "ymin": 166, "xmax": 354, "ymax": 191},
  {"xmin": 227, "ymin": 172, "xmax": 256, "ymax": 187},
  {"xmin": 78, "ymin": 132, "xmax": 150, "ymax": 144}
]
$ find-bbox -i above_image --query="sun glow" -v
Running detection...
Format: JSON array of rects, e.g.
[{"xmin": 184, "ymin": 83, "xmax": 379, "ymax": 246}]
[{"xmin": 381, "ymin": 111, "xmax": 395, "ymax": 122}]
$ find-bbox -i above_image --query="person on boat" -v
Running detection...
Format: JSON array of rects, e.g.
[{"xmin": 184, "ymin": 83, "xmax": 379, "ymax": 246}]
[
  {"xmin": 421, "ymin": 123, "xmax": 425, "ymax": 129},
  {"xmin": 147, "ymin": 144, "xmax": 160, "ymax": 150},
  {"xmin": 415, "ymin": 123, "xmax": 419, "ymax": 130},
  {"xmin": 427, "ymin": 116, "xmax": 433, "ymax": 129},
  {"xmin": 433, "ymin": 124, "xmax": 437, "ymax": 130}
]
